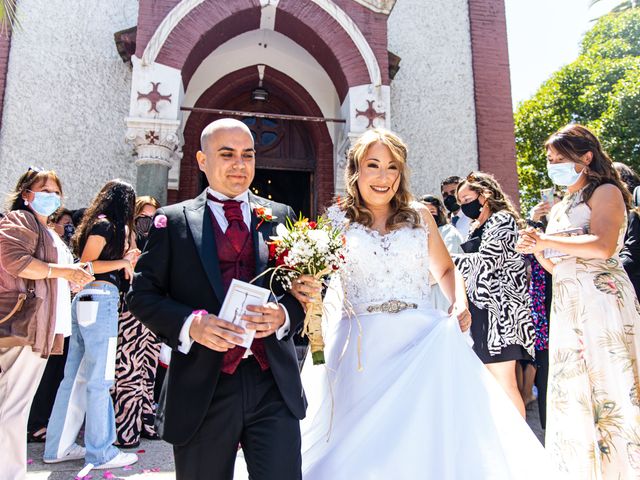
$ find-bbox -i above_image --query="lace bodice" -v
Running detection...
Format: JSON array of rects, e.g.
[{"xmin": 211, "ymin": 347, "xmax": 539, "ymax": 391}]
[{"xmin": 326, "ymin": 206, "xmax": 431, "ymax": 307}]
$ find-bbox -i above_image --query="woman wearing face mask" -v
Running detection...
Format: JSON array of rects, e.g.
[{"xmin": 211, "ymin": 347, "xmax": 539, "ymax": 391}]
[
  {"xmin": 113, "ymin": 195, "xmax": 161, "ymax": 448},
  {"xmin": 44, "ymin": 180, "xmax": 140, "ymax": 470},
  {"xmin": 26, "ymin": 208, "xmax": 77, "ymax": 444},
  {"xmin": 0, "ymin": 168, "xmax": 94, "ymax": 479},
  {"xmin": 517, "ymin": 124, "xmax": 640, "ymax": 479},
  {"xmin": 452, "ymin": 171, "xmax": 535, "ymax": 417}
]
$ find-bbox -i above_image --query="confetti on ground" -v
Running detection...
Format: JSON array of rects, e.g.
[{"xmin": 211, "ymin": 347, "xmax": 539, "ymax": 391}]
[
  {"xmin": 27, "ymin": 458, "xmax": 33, "ymax": 465},
  {"xmin": 136, "ymin": 449, "xmax": 146, "ymax": 454},
  {"xmin": 102, "ymin": 471, "xmax": 115, "ymax": 479}
]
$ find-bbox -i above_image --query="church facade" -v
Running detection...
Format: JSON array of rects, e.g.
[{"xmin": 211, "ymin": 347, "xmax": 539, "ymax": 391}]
[{"xmin": 0, "ymin": 0, "xmax": 517, "ymax": 214}]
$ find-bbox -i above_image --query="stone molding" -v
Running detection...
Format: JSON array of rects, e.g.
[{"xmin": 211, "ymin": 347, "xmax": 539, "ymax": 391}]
[{"xmin": 125, "ymin": 117, "xmax": 183, "ymax": 189}]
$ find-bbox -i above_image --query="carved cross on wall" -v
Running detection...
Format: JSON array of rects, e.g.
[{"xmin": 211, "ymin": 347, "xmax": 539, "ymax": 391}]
[
  {"xmin": 137, "ymin": 82, "xmax": 172, "ymax": 113},
  {"xmin": 145, "ymin": 130, "xmax": 159, "ymax": 144},
  {"xmin": 356, "ymin": 100, "xmax": 386, "ymax": 128}
]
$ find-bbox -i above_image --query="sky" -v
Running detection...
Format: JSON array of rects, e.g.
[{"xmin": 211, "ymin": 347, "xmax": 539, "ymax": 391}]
[{"xmin": 504, "ymin": 0, "xmax": 621, "ymax": 109}]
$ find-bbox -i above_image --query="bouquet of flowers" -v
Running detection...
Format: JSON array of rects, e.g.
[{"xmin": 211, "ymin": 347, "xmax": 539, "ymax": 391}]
[{"xmin": 268, "ymin": 215, "xmax": 346, "ymax": 365}]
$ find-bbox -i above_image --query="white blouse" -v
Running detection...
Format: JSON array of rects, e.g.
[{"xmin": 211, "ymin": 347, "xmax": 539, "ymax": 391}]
[{"xmin": 48, "ymin": 229, "xmax": 74, "ymax": 337}]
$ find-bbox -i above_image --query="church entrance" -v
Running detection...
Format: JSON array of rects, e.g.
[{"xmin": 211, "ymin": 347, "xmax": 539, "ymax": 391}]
[
  {"xmin": 191, "ymin": 89, "xmax": 317, "ymax": 218},
  {"xmin": 252, "ymin": 169, "xmax": 312, "ymax": 219}
]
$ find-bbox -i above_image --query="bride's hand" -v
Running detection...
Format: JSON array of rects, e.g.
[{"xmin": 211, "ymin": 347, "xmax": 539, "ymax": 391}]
[
  {"xmin": 449, "ymin": 302, "xmax": 472, "ymax": 332},
  {"xmin": 289, "ymin": 275, "xmax": 322, "ymax": 309}
]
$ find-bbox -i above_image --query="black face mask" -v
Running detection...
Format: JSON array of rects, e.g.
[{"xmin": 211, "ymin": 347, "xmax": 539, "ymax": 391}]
[
  {"xmin": 460, "ymin": 198, "xmax": 483, "ymax": 220},
  {"xmin": 135, "ymin": 216, "xmax": 153, "ymax": 236},
  {"xmin": 62, "ymin": 224, "xmax": 75, "ymax": 244},
  {"xmin": 443, "ymin": 195, "xmax": 460, "ymax": 213}
]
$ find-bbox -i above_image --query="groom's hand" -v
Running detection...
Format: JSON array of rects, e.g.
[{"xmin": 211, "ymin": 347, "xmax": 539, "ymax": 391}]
[
  {"xmin": 243, "ymin": 303, "xmax": 285, "ymax": 339},
  {"xmin": 189, "ymin": 313, "xmax": 246, "ymax": 352}
]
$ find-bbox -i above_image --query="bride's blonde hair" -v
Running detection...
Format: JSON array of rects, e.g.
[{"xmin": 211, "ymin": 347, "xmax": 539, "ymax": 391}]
[{"xmin": 339, "ymin": 128, "xmax": 421, "ymax": 230}]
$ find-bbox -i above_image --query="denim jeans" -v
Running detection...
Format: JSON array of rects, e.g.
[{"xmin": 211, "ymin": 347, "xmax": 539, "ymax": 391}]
[{"xmin": 44, "ymin": 282, "xmax": 120, "ymax": 466}]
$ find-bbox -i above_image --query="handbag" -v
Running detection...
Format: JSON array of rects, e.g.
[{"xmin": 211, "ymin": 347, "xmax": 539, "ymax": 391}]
[
  {"xmin": 0, "ymin": 280, "xmax": 44, "ymax": 347},
  {"xmin": 0, "ymin": 215, "xmax": 46, "ymax": 348}
]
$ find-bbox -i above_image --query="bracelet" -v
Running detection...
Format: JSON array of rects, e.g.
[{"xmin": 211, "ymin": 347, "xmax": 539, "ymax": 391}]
[{"xmin": 46, "ymin": 265, "xmax": 52, "ymax": 279}]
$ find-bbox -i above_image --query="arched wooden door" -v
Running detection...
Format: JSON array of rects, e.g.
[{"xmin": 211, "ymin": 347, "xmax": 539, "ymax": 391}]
[{"xmin": 196, "ymin": 93, "xmax": 316, "ymax": 217}]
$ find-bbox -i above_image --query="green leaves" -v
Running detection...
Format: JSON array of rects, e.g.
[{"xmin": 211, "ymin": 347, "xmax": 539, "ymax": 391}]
[{"xmin": 515, "ymin": 9, "xmax": 640, "ymax": 213}]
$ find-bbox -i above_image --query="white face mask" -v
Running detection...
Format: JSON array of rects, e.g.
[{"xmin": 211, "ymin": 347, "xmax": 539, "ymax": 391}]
[{"xmin": 547, "ymin": 162, "xmax": 582, "ymax": 186}]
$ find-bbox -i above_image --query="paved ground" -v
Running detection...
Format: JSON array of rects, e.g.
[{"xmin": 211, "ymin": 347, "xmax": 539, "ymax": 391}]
[{"xmin": 27, "ymin": 402, "xmax": 544, "ymax": 479}]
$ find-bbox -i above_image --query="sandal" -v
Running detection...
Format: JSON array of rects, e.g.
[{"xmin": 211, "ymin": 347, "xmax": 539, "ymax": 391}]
[{"xmin": 27, "ymin": 427, "xmax": 47, "ymax": 443}]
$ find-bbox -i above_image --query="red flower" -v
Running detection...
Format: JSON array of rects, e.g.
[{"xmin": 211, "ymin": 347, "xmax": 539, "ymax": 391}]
[
  {"xmin": 255, "ymin": 207, "xmax": 265, "ymax": 216},
  {"xmin": 309, "ymin": 221, "xmax": 317, "ymax": 229},
  {"xmin": 268, "ymin": 242, "xmax": 278, "ymax": 261},
  {"xmin": 276, "ymin": 250, "xmax": 289, "ymax": 267}
]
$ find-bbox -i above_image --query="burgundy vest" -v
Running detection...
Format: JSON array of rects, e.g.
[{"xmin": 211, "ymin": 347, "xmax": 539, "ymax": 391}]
[{"xmin": 208, "ymin": 208, "xmax": 269, "ymax": 372}]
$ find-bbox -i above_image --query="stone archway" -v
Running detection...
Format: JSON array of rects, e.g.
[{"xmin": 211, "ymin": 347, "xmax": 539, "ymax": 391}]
[{"xmin": 136, "ymin": 0, "xmax": 388, "ymax": 98}]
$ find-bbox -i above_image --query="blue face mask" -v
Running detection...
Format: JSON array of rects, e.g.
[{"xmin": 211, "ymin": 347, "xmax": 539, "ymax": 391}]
[
  {"xmin": 547, "ymin": 162, "xmax": 583, "ymax": 186},
  {"xmin": 29, "ymin": 191, "xmax": 61, "ymax": 217}
]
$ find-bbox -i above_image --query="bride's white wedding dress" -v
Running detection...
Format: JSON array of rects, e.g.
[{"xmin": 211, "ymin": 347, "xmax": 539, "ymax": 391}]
[{"xmin": 301, "ymin": 207, "xmax": 562, "ymax": 479}]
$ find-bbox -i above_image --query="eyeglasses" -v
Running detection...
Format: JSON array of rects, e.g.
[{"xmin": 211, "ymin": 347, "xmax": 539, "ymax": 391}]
[{"xmin": 27, "ymin": 166, "xmax": 44, "ymax": 173}]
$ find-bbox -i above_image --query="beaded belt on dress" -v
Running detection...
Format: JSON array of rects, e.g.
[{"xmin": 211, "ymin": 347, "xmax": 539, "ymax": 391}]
[{"xmin": 363, "ymin": 299, "xmax": 418, "ymax": 314}]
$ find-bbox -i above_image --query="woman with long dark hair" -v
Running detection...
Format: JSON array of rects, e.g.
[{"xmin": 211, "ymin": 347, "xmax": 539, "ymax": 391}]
[
  {"xmin": 452, "ymin": 171, "xmax": 535, "ymax": 417},
  {"xmin": 0, "ymin": 168, "xmax": 93, "ymax": 479},
  {"xmin": 518, "ymin": 124, "xmax": 640, "ymax": 478},
  {"xmin": 113, "ymin": 195, "xmax": 162, "ymax": 447},
  {"xmin": 44, "ymin": 180, "xmax": 139, "ymax": 470}
]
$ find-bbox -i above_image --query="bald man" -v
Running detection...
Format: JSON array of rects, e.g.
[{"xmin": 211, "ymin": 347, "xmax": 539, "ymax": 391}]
[{"xmin": 128, "ymin": 119, "xmax": 306, "ymax": 479}]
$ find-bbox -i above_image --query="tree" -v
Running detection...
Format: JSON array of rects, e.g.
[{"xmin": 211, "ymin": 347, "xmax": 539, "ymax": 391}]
[
  {"xmin": 514, "ymin": 9, "xmax": 640, "ymax": 213},
  {"xmin": 590, "ymin": 0, "xmax": 638, "ymax": 15},
  {"xmin": 0, "ymin": 0, "xmax": 18, "ymax": 36}
]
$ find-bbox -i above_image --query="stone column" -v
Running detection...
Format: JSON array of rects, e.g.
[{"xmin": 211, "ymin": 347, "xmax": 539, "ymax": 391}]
[
  {"xmin": 126, "ymin": 57, "xmax": 184, "ymax": 205},
  {"xmin": 125, "ymin": 119, "xmax": 182, "ymax": 205}
]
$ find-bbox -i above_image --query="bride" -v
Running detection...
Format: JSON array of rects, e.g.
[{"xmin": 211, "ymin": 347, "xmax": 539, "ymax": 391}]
[{"xmin": 290, "ymin": 128, "xmax": 562, "ymax": 479}]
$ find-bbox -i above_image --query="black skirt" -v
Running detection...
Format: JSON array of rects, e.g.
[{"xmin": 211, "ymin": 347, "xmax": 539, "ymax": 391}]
[{"xmin": 469, "ymin": 301, "xmax": 530, "ymax": 364}]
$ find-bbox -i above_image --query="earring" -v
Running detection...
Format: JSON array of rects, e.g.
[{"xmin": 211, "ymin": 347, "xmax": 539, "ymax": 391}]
[{"xmin": 24, "ymin": 200, "xmax": 29, "ymax": 205}]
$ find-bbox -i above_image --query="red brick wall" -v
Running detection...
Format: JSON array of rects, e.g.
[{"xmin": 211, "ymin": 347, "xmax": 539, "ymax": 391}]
[
  {"xmin": 0, "ymin": 27, "xmax": 12, "ymax": 132},
  {"xmin": 178, "ymin": 66, "xmax": 334, "ymax": 210},
  {"xmin": 135, "ymin": 0, "xmax": 180, "ymax": 58},
  {"xmin": 467, "ymin": 0, "xmax": 519, "ymax": 204}
]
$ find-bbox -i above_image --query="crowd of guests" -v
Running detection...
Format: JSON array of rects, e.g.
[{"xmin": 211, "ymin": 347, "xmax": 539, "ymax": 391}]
[
  {"xmin": 0, "ymin": 173, "xmax": 164, "ymax": 478},
  {"xmin": 0, "ymin": 123, "xmax": 639, "ymax": 479}
]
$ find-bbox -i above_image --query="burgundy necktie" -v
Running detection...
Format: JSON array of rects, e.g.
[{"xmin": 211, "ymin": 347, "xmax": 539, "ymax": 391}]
[
  {"xmin": 207, "ymin": 193, "xmax": 269, "ymax": 374},
  {"xmin": 207, "ymin": 193, "xmax": 248, "ymax": 252}
]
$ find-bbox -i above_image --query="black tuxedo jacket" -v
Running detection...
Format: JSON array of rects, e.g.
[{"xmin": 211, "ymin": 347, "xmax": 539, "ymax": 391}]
[{"xmin": 127, "ymin": 190, "xmax": 307, "ymax": 446}]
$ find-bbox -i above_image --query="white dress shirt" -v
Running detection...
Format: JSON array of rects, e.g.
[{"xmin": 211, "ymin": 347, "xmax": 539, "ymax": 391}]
[
  {"xmin": 177, "ymin": 188, "xmax": 290, "ymax": 354},
  {"xmin": 451, "ymin": 210, "xmax": 472, "ymax": 240}
]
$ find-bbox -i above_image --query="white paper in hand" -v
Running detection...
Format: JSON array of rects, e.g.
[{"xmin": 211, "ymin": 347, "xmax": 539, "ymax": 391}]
[{"xmin": 218, "ymin": 279, "xmax": 271, "ymax": 348}]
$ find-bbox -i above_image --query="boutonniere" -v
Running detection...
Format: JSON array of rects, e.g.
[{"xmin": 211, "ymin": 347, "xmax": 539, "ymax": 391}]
[{"xmin": 252, "ymin": 204, "xmax": 277, "ymax": 229}]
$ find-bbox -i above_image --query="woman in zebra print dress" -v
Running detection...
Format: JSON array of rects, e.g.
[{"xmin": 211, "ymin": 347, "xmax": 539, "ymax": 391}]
[
  {"xmin": 113, "ymin": 196, "xmax": 161, "ymax": 447},
  {"xmin": 453, "ymin": 172, "xmax": 535, "ymax": 417}
]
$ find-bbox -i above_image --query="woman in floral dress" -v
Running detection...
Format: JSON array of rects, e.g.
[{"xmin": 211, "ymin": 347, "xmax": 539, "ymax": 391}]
[{"xmin": 518, "ymin": 124, "xmax": 640, "ymax": 479}]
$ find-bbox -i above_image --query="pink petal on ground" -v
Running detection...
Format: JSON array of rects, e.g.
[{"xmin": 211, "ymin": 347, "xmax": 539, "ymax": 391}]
[
  {"xmin": 123, "ymin": 465, "xmax": 133, "ymax": 471},
  {"xmin": 136, "ymin": 449, "xmax": 146, "ymax": 454},
  {"xmin": 151, "ymin": 468, "xmax": 160, "ymax": 472},
  {"xmin": 27, "ymin": 458, "xmax": 33, "ymax": 465},
  {"xmin": 102, "ymin": 472, "xmax": 115, "ymax": 479}
]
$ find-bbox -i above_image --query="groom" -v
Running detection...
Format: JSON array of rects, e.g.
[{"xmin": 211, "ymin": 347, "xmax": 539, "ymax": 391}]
[{"xmin": 128, "ymin": 119, "xmax": 307, "ymax": 479}]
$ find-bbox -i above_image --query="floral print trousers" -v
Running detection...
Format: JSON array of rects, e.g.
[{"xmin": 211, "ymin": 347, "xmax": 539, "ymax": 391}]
[{"xmin": 547, "ymin": 256, "xmax": 640, "ymax": 479}]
